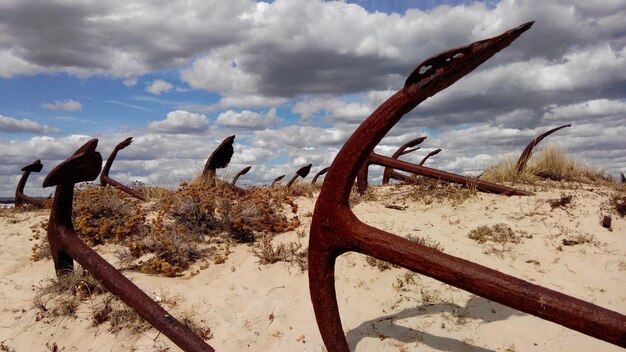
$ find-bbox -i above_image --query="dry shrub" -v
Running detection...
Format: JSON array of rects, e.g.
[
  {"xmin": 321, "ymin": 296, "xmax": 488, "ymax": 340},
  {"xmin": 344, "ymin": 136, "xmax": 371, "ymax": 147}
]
[
  {"xmin": 30, "ymin": 219, "xmax": 51, "ymax": 261},
  {"xmin": 129, "ymin": 179, "xmax": 300, "ymax": 276},
  {"xmin": 285, "ymin": 182, "xmax": 320, "ymax": 198},
  {"xmin": 73, "ymin": 186, "xmax": 147, "ymax": 246}
]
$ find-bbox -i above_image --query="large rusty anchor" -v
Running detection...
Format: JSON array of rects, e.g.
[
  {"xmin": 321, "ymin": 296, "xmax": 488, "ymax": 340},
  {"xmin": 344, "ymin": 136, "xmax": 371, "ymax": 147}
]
[
  {"xmin": 44, "ymin": 139, "xmax": 214, "ymax": 352},
  {"xmin": 308, "ymin": 22, "xmax": 625, "ymax": 351},
  {"xmin": 15, "ymin": 159, "xmax": 46, "ymax": 207},
  {"xmin": 100, "ymin": 137, "xmax": 146, "ymax": 201}
]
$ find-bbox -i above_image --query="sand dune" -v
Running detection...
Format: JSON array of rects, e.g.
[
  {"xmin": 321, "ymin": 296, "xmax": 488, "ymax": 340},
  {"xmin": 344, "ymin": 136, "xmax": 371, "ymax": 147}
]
[{"xmin": 0, "ymin": 183, "xmax": 624, "ymax": 351}]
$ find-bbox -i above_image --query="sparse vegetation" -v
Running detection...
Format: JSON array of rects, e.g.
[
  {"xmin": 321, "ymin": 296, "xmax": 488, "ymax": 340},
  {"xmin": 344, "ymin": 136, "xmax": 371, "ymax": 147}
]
[
  {"xmin": 468, "ymin": 223, "xmax": 532, "ymax": 256},
  {"xmin": 34, "ymin": 266, "xmax": 211, "ymax": 341},
  {"xmin": 251, "ymin": 235, "xmax": 308, "ymax": 271},
  {"xmin": 548, "ymin": 194, "xmax": 573, "ymax": 209},
  {"xmin": 482, "ymin": 145, "xmax": 609, "ymax": 184},
  {"xmin": 468, "ymin": 224, "xmax": 531, "ymax": 244}
]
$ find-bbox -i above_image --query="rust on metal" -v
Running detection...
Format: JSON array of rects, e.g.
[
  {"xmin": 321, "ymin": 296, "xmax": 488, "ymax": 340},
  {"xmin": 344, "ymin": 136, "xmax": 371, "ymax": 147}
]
[
  {"xmin": 230, "ymin": 165, "xmax": 252, "ymax": 187},
  {"xmin": 308, "ymin": 22, "xmax": 626, "ymax": 351},
  {"xmin": 516, "ymin": 124, "xmax": 571, "ymax": 173},
  {"xmin": 100, "ymin": 137, "xmax": 146, "ymax": 201},
  {"xmin": 271, "ymin": 174, "xmax": 285, "ymax": 186},
  {"xmin": 418, "ymin": 148, "xmax": 442, "ymax": 165},
  {"xmin": 44, "ymin": 139, "xmax": 214, "ymax": 352},
  {"xmin": 15, "ymin": 159, "xmax": 46, "ymax": 207},
  {"xmin": 359, "ymin": 150, "xmax": 529, "ymax": 195},
  {"xmin": 286, "ymin": 164, "xmax": 312, "ymax": 188},
  {"xmin": 312, "ymin": 166, "xmax": 330, "ymax": 185},
  {"xmin": 202, "ymin": 135, "xmax": 235, "ymax": 178},
  {"xmin": 381, "ymin": 136, "xmax": 426, "ymax": 185}
]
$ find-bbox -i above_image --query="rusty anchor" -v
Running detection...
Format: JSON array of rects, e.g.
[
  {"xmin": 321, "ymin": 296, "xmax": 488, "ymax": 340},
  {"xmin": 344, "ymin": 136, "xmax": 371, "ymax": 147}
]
[
  {"xmin": 357, "ymin": 149, "xmax": 531, "ymax": 195},
  {"xmin": 516, "ymin": 124, "xmax": 571, "ymax": 173},
  {"xmin": 44, "ymin": 139, "xmax": 214, "ymax": 352},
  {"xmin": 202, "ymin": 135, "xmax": 235, "ymax": 178},
  {"xmin": 308, "ymin": 22, "xmax": 625, "ymax": 351},
  {"xmin": 271, "ymin": 174, "xmax": 285, "ymax": 186},
  {"xmin": 100, "ymin": 137, "xmax": 146, "ymax": 201},
  {"xmin": 312, "ymin": 166, "xmax": 330, "ymax": 185},
  {"xmin": 286, "ymin": 164, "xmax": 312, "ymax": 188},
  {"xmin": 15, "ymin": 159, "xmax": 47, "ymax": 207},
  {"xmin": 381, "ymin": 136, "xmax": 427, "ymax": 185},
  {"xmin": 418, "ymin": 148, "xmax": 442, "ymax": 165},
  {"xmin": 230, "ymin": 165, "xmax": 252, "ymax": 188}
]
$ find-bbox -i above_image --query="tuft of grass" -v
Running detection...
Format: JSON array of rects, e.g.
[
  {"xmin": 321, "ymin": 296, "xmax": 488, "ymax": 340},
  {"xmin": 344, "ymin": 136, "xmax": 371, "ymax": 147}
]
[
  {"xmin": 482, "ymin": 145, "xmax": 608, "ymax": 184},
  {"xmin": 468, "ymin": 223, "xmax": 531, "ymax": 244},
  {"xmin": 251, "ymin": 236, "xmax": 308, "ymax": 271},
  {"xmin": 35, "ymin": 266, "xmax": 212, "ymax": 341},
  {"xmin": 405, "ymin": 179, "xmax": 477, "ymax": 205},
  {"xmin": 285, "ymin": 182, "xmax": 320, "ymax": 198}
]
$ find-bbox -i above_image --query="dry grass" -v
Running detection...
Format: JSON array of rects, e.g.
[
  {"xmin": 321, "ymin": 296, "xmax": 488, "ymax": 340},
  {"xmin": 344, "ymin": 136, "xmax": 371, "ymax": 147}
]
[
  {"xmin": 468, "ymin": 223, "xmax": 531, "ymax": 244},
  {"xmin": 251, "ymin": 235, "xmax": 308, "ymax": 271},
  {"xmin": 34, "ymin": 266, "xmax": 212, "ymax": 341},
  {"xmin": 482, "ymin": 145, "xmax": 609, "ymax": 184}
]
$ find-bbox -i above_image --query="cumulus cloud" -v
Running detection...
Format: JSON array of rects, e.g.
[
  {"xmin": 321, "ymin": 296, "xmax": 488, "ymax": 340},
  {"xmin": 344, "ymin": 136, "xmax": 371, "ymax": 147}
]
[
  {"xmin": 216, "ymin": 108, "xmax": 280, "ymax": 129},
  {"xmin": 0, "ymin": 115, "xmax": 60, "ymax": 134},
  {"xmin": 145, "ymin": 79, "xmax": 174, "ymax": 95},
  {"xmin": 148, "ymin": 110, "xmax": 210, "ymax": 134},
  {"xmin": 40, "ymin": 99, "xmax": 82, "ymax": 111},
  {"xmin": 1, "ymin": 0, "xmax": 625, "ymax": 196}
]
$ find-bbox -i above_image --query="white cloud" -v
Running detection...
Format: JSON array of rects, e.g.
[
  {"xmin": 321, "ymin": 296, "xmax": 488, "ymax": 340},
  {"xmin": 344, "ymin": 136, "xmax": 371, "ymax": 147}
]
[
  {"xmin": 148, "ymin": 110, "xmax": 210, "ymax": 134},
  {"xmin": 40, "ymin": 99, "xmax": 82, "ymax": 111},
  {"xmin": 216, "ymin": 108, "xmax": 280, "ymax": 129},
  {"xmin": 0, "ymin": 115, "xmax": 60, "ymax": 134},
  {"xmin": 146, "ymin": 79, "xmax": 174, "ymax": 95}
]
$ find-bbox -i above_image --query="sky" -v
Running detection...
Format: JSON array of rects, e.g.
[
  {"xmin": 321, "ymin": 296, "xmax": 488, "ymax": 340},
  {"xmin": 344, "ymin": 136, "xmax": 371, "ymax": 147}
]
[{"xmin": 0, "ymin": 0, "xmax": 625, "ymax": 197}]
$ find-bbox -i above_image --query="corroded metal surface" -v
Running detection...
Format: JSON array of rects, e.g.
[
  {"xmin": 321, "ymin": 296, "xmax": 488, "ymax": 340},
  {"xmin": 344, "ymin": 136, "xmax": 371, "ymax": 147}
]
[
  {"xmin": 100, "ymin": 137, "xmax": 146, "ymax": 201},
  {"xmin": 202, "ymin": 135, "xmax": 235, "ymax": 178},
  {"xmin": 381, "ymin": 136, "xmax": 426, "ymax": 185},
  {"xmin": 418, "ymin": 148, "xmax": 442, "ymax": 166},
  {"xmin": 271, "ymin": 174, "xmax": 285, "ymax": 186},
  {"xmin": 286, "ymin": 164, "xmax": 312, "ymax": 188},
  {"xmin": 312, "ymin": 166, "xmax": 330, "ymax": 185},
  {"xmin": 231, "ymin": 165, "xmax": 252, "ymax": 187},
  {"xmin": 15, "ymin": 159, "xmax": 46, "ymax": 207},
  {"xmin": 308, "ymin": 22, "xmax": 626, "ymax": 351},
  {"xmin": 44, "ymin": 139, "xmax": 214, "ymax": 352},
  {"xmin": 516, "ymin": 124, "xmax": 571, "ymax": 173}
]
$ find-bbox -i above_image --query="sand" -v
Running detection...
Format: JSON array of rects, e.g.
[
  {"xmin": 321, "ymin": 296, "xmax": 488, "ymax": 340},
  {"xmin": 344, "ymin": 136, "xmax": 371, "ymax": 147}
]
[{"xmin": 0, "ymin": 183, "xmax": 624, "ymax": 351}]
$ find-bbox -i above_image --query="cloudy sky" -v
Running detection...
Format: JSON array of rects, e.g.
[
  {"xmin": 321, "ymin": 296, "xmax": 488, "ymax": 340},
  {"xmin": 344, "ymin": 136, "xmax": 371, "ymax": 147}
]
[{"xmin": 1, "ymin": 0, "xmax": 625, "ymax": 197}]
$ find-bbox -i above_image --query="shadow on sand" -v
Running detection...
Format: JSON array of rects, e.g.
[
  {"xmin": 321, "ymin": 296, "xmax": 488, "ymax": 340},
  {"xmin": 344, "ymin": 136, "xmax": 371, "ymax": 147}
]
[{"xmin": 345, "ymin": 294, "xmax": 524, "ymax": 351}]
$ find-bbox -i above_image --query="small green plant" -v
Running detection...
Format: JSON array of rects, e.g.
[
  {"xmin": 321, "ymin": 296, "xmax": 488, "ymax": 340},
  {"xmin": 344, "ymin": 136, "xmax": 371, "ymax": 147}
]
[{"xmin": 406, "ymin": 234, "xmax": 444, "ymax": 251}]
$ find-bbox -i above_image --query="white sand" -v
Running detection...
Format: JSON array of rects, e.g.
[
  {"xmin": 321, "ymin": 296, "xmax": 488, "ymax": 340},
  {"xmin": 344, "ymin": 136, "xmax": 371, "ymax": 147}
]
[{"xmin": 0, "ymin": 184, "xmax": 624, "ymax": 351}]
